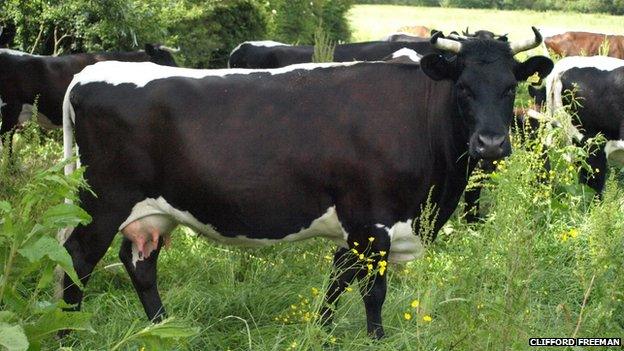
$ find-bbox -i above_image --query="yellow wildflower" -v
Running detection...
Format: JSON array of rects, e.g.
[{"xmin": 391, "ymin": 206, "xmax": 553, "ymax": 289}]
[
  {"xmin": 411, "ymin": 299, "xmax": 419, "ymax": 308},
  {"xmin": 379, "ymin": 251, "xmax": 386, "ymax": 257},
  {"xmin": 311, "ymin": 287, "xmax": 319, "ymax": 296},
  {"xmin": 404, "ymin": 312, "xmax": 412, "ymax": 320},
  {"xmin": 359, "ymin": 253, "xmax": 365, "ymax": 260},
  {"xmin": 353, "ymin": 241, "xmax": 359, "ymax": 246},
  {"xmin": 422, "ymin": 315, "xmax": 432, "ymax": 322},
  {"xmin": 368, "ymin": 237, "xmax": 375, "ymax": 242}
]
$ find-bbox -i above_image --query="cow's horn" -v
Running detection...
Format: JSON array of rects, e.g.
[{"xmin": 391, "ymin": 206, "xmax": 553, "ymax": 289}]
[
  {"xmin": 431, "ymin": 31, "xmax": 462, "ymax": 53},
  {"xmin": 159, "ymin": 45, "xmax": 180, "ymax": 53},
  {"xmin": 510, "ymin": 27, "xmax": 542, "ymax": 54}
]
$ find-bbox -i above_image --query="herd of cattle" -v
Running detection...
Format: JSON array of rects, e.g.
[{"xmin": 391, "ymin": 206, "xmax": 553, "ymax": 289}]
[{"xmin": 1, "ymin": 22, "xmax": 624, "ymax": 339}]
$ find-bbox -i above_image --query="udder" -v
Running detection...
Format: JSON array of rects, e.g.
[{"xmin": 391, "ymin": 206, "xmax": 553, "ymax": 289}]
[{"xmin": 121, "ymin": 214, "xmax": 177, "ymax": 262}]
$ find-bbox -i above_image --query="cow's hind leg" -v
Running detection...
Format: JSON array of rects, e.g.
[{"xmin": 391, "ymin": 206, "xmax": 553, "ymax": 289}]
[
  {"xmin": 579, "ymin": 142, "xmax": 607, "ymax": 196},
  {"xmin": 320, "ymin": 247, "xmax": 358, "ymax": 327},
  {"xmin": 62, "ymin": 190, "xmax": 140, "ymax": 312},
  {"xmin": 119, "ymin": 237, "xmax": 166, "ymax": 321}
]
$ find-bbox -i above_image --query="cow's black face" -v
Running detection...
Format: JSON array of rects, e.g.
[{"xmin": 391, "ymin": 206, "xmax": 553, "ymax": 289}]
[{"xmin": 420, "ymin": 36, "xmax": 553, "ymax": 161}]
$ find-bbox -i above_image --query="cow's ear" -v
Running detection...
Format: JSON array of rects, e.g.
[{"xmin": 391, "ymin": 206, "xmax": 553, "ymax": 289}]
[
  {"xmin": 420, "ymin": 54, "xmax": 458, "ymax": 81},
  {"xmin": 515, "ymin": 56, "xmax": 553, "ymax": 82}
]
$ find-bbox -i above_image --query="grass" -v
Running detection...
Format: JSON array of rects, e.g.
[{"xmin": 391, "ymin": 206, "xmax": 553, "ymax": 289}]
[
  {"xmin": 349, "ymin": 5, "xmax": 624, "ymax": 41},
  {"xmin": 2, "ymin": 5, "xmax": 624, "ymax": 351}
]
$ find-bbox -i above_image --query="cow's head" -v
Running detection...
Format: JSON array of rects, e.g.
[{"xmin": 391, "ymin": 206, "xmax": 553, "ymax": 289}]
[
  {"xmin": 420, "ymin": 27, "xmax": 553, "ymax": 160},
  {"xmin": 145, "ymin": 44, "xmax": 179, "ymax": 67}
]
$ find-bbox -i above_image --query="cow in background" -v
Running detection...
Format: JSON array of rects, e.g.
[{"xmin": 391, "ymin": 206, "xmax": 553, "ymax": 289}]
[
  {"xmin": 0, "ymin": 21, "xmax": 16, "ymax": 48},
  {"xmin": 540, "ymin": 55, "xmax": 624, "ymax": 195},
  {"xmin": 545, "ymin": 31, "xmax": 624, "ymax": 59},
  {"xmin": 228, "ymin": 40, "xmax": 438, "ymax": 68},
  {"xmin": 0, "ymin": 44, "xmax": 178, "ymax": 146}
]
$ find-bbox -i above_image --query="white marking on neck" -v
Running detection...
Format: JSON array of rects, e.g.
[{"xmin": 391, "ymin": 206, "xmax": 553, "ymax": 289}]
[
  {"xmin": 70, "ymin": 60, "xmax": 362, "ymax": 89},
  {"xmin": 0, "ymin": 48, "xmax": 41, "ymax": 57},
  {"xmin": 391, "ymin": 48, "xmax": 422, "ymax": 62}
]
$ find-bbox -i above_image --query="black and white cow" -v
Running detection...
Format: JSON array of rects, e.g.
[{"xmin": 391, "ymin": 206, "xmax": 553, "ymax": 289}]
[
  {"xmin": 228, "ymin": 40, "xmax": 437, "ymax": 68},
  {"xmin": 61, "ymin": 30, "xmax": 552, "ymax": 338},
  {"xmin": 0, "ymin": 44, "xmax": 178, "ymax": 143},
  {"xmin": 541, "ymin": 55, "xmax": 624, "ymax": 195}
]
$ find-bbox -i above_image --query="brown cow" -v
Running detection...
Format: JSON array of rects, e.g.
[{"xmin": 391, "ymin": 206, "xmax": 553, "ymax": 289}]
[
  {"xmin": 545, "ymin": 31, "xmax": 624, "ymax": 58},
  {"xmin": 396, "ymin": 25, "xmax": 431, "ymax": 38}
]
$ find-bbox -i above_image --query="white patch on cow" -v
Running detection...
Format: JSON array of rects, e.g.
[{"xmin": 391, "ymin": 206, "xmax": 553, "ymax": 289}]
[
  {"xmin": 246, "ymin": 40, "xmax": 289, "ymax": 48},
  {"xmin": 391, "ymin": 48, "xmax": 422, "ymax": 62},
  {"xmin": 375, "ymin": 220, "xmax": 425, "ymax": 263},
  {"xmin": 0, "ymin": 95, "xmax": 5, "ymax": 116},
  {"xmin": 119, "ymin": 197, "xmax": 424, "ymax": 265},
  {"xmin": 16, "ymin": 104, "xmax": 58, "ymax": 129},
  {"xmin": 0, "ymin": 48, "xmax": 41, "ymax": 57},
  {"xmin": 229, "ymin": 40, "xmax": 290, "ymax": 59},
  {"xmin": 68, "ymin": 60, "xmax": 362, "ymax": 89},
  {"xmin": 120, "ymin": 198, "xmax": 350, "ymax": 252},
  {"xmin": 605, "ymin": 140, "xmax": 624, "ymax": 166}
]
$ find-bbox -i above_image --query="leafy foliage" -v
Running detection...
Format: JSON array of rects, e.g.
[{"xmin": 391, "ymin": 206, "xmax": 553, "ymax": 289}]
[{"xmin": 0, "ymin": 0, "xmax": 353, "ymax": 67}]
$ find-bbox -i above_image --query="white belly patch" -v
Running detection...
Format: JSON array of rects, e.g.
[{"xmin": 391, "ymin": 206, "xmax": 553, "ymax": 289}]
[
  {"xmin": 18, "ymin": 104, "xmax": 57, "ymax": 129},
  {"xmin": 120, "ymin": 197, "xmax": 424, "ymax": 266}
]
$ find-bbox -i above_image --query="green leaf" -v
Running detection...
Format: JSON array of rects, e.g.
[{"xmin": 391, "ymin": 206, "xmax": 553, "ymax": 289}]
[
  {"xmin": 17, "ymin": 236, "xmax": 82, "ymax": 289},
  {"xmin": 0, "ymin": 322, "xmax": 29, "ymax": 351},
  {"xmin": 24, "ymin": 310, "xmax": 93, "ymax": 342},
  {"xmin": 0, "ymin": 201, "xmax": 11, "ymax": 213},
  {"xmin": 41, "ymin": 203, "xmax": 91, "ymax": 229},
  {"xmin": 0, "ymin": 312, "xmax": 17, "ymax": 323}
]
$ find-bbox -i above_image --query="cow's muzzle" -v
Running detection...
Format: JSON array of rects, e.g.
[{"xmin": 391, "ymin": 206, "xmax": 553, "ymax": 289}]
[{"xmin": 470, "ymin": 133, "xmax": 511, "ymax": 160}]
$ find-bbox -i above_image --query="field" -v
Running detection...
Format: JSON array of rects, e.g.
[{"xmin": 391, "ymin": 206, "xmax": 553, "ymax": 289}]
[
  {"xmin": 2, "ymin": 5, "xmax": 624, "ymax": 351},
  {"xmin": 349, "ymin": 5, "xmax": 624, "ymax": 41}
]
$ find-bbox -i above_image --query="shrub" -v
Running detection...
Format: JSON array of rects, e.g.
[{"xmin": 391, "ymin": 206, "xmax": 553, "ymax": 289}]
[
  {"xmin": 269, "ymin": 0, "xmax": 353, "ymax": 44},
  {"xmin": 163, "ymin": 0, "xmax": 269, "ymax": 68}
]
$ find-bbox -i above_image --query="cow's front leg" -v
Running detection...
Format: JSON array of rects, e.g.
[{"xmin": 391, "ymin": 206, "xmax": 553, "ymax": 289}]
[
  {"xmin": 119, "ymin": 237, "xmax": 166, "ymax": 321},
  {"xmin": 463, "ymin": 186, "xmax": 482, "ymax": 223},
  {"xmin": 354, "ymin": 226, "xmax": 391, "ymax": 339}
]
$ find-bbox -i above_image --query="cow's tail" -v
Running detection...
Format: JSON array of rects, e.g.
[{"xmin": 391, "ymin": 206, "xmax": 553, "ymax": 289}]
[
  {"xmin": 62, "ymin": 80, "xmax": 78, "ymax": 179},
  {"xmin": 56, "ymin": 77, "xmax": 79, "ymax": 300}
]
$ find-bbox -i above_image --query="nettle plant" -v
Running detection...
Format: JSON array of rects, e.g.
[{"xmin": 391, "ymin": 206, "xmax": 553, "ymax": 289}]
[{"xmin": 0, "ymin": 161, "xmax": 92, "ymax": 350}]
